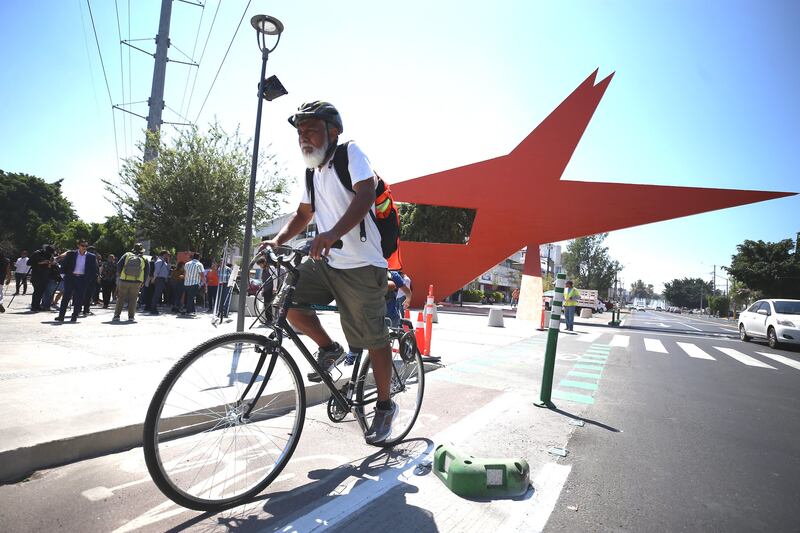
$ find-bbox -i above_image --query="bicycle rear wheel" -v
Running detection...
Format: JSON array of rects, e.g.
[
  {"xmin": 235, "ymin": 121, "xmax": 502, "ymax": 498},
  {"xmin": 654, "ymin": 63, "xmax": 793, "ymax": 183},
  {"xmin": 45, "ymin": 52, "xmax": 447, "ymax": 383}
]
[
  {"xmin": 356, "ymin": 331, "xmax": 425, "ymax": 446},
  {"xmin": 143, "ymin": 332, "xmax": 305, "ymax": 511}
]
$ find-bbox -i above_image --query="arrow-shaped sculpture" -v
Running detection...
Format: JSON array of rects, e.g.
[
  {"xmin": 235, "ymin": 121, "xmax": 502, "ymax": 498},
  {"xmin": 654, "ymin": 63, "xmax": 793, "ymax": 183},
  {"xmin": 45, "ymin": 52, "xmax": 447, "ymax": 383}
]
[{"xmin": 390, "ymin": 70, "xmax": 795, "ymax": 308}]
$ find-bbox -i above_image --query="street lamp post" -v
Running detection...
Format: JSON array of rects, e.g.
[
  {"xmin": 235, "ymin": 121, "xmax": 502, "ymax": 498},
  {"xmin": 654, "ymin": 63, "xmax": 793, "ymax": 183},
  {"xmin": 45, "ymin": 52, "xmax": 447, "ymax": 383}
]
[{"xmin": 237, "ymin": 15, "xmax": 287, "ymax": 332}]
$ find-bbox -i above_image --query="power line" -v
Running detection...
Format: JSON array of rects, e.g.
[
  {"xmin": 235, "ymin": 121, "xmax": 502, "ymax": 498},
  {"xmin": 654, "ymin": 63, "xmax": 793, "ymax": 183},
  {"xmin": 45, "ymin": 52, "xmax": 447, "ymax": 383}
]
[
  {"xmin": 114, "ymin": 0, "xmax": 128, "ymax": 159},
  {"xmin": 185, "ymin": 0, "xmax": 221, "ymax": 122},
  {"xmin": 194, "ymin": 0, "xmax": 253, "ymax": 124},
  {"xmin": 86, "ymin": 0, "xmax": 121, "ymax": 169},
  {"xmin": 77, "ymin": 0, "xmax": 101, "ymax": 119},
  {"xmin": 127, "ymin": 0, "xmax": 133, "ymax": 152},
  {"xmin": 178, "ymin": 3, "xmax": 206, "ymax": 119}
]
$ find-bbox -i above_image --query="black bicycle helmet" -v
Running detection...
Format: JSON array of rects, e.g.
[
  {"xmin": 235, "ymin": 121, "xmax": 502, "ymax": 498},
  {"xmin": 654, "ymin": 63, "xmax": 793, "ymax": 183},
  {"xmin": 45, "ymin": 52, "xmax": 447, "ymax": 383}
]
[{"xmin": 288, "ymin": 101, "xmax": 343, "ymax": 133}]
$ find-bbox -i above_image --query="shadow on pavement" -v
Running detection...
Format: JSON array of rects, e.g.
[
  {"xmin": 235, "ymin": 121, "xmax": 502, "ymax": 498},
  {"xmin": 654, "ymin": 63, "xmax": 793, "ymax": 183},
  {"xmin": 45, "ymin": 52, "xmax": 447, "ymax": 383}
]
[
  {"xmin": 165, "ymin": 439, "xmax": 438, "ymax": 533},
  {"xmin": 550, "ymin": 406, "xmax": 621, "ymax": 433}
]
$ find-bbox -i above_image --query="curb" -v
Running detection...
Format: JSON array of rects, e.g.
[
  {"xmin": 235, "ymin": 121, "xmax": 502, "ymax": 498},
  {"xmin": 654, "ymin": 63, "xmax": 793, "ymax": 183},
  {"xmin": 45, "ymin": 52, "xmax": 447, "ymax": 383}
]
[{"xmin": 0, "ymin": 362, "xmax": 443, "ymax": 484}]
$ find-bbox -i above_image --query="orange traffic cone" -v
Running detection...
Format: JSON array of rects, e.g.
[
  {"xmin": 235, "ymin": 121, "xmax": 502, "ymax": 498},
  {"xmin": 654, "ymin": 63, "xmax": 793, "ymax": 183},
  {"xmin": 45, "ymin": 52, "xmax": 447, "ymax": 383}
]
[
  {"xmin": 536, "ymin": 306, "xmax": 547, "ymax": 331},
  {"xmin": 415, "ymin": 311, "xmax": 426, "ymax": 351}
]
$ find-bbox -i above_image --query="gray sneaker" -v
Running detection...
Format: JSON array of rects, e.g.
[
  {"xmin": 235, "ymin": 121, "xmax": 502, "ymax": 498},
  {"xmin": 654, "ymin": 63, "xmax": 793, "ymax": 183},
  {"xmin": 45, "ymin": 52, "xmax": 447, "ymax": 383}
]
[
  {"xmin": 365, "ymin": 400, "xmax": 398, "ymax": 445},
  {"xmin": 307, "ymin": 342, "xmax": 345, "ymax": 383}
]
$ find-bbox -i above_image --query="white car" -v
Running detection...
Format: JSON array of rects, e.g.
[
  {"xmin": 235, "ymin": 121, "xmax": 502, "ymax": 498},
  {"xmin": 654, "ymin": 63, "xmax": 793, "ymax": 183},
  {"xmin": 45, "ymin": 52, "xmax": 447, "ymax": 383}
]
[{"xmin": 738, "ymin": 299, "xmax": 800, "ymax": 349}]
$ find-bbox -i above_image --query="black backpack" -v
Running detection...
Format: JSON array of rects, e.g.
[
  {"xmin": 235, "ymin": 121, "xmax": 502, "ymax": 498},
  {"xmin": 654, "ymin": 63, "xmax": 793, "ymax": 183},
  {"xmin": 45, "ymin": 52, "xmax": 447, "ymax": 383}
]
[{"xmin": 305, "ymin": 142, "xmax": 402, "ymax": 269}]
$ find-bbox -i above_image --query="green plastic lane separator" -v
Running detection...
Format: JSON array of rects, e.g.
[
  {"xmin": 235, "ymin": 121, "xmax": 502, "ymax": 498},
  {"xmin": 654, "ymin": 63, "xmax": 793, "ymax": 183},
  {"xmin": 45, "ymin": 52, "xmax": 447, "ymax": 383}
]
[
  {"xmin": 433, "ymin": 443, "xmax": 530, "ymax": 498},
  {"xmin": 559, "ymin": 379, "xmax": 599, "ymax": 391},
  {"xmin": 552, "ymin": 389, "xmax": 595, "ymax": 404}
]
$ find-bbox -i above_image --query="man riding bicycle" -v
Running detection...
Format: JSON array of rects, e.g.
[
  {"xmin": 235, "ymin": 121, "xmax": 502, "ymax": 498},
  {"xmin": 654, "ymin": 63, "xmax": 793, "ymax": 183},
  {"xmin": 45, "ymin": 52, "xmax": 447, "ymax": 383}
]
[{"xmin": 260, "ymin": 101, "xmax": 396, "ymax": 444}]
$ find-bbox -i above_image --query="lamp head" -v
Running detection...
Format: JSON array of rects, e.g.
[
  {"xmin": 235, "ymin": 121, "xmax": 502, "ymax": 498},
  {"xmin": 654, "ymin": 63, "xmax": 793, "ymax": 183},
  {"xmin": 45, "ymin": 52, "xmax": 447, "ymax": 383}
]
[{"xmin": 251, "ymin": 15, "xmax": 283, "ymax": 36}]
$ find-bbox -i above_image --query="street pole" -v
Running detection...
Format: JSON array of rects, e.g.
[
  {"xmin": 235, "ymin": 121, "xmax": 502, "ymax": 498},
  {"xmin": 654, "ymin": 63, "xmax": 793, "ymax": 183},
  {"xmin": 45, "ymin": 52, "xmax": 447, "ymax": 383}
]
[
  {"xmin": 236, "ymin": 15, "xmax": 285, "ymax": 332},
  {"xmin": 237, "ymin": 47, "xmax": 269, "ymax": 333},
  {"xmin": 144, "ymin": 0, "xmax": 173, "ymax": 163},
  {"xmin": 535, "ymin": 272, "xmax": 566, "ymax": 408}
]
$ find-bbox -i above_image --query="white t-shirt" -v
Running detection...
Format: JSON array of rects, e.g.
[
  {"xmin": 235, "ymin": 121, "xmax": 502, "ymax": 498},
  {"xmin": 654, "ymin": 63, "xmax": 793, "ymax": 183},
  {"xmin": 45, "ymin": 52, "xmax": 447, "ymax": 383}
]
[
  {"xmin": 301, "ymin": 142, "xmax": 387, "ymax": 270},
  {"xmin": 15, "ymin": 258, "xmax": 30, "ymax": 274}
]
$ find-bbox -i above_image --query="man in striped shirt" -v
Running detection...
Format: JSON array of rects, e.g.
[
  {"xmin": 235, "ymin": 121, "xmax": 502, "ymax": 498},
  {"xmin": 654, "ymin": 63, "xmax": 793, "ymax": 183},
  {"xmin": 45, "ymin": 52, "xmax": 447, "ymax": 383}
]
[{"xmin": 182, "ymin": 253, "xmax": 205, "ymax": 316}]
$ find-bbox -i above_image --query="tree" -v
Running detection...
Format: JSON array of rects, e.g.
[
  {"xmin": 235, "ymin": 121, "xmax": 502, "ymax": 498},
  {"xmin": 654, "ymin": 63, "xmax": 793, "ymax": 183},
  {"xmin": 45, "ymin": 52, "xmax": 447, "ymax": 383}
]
[
  {"xmin": 630, "ymin": 279, "xmax": 656, "ymax": 304},
  {"xmin": 397, "ymin": 204, "xmax": 476, "ymax": 244},
  {"xmin": 561, "ymin": 233, "xmax": 622, "ymax": 294},
  {"xmin": 93, "ymin": 215, "xmax": 136, "ymax": 257},
  {"xmin": 725, "ymin": 238, "xmax": 800, "ymax": 299},
  {"xmin": 0, "ymin": 170, "xmax": 77, "ymax": 253},
  {"xmin": 663, "ymin": 277, "xmax": 713, "ymax": 308},
  {"xmin": 104, "ymin": 124, "xmax": 290, "ymax": 258}
]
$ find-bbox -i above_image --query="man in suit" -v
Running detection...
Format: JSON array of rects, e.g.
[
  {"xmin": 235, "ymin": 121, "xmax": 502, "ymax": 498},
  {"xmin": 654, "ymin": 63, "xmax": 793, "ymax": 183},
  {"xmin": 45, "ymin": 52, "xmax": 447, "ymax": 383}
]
[{"xmin": 55, "ymin": 239, "xmax": 98, "ymax": 323}]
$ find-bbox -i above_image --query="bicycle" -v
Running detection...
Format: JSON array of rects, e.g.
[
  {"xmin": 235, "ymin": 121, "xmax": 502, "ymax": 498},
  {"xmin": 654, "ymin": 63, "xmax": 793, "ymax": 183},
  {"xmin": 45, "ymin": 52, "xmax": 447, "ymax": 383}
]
[{"xmin": 143, "ymin": 242, "xmax": 425, "ymax": 511}]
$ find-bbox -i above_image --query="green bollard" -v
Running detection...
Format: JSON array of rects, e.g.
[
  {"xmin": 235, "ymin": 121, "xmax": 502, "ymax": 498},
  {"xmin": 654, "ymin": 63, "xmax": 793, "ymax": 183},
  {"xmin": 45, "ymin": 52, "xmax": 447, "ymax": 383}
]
[
  {"xmin": 433, "ymin": 443, "xmax": 530, "ymax": 498},
  {"xmin": 535, "ymin": 273, "xmax": 566, "ymax": 408}
]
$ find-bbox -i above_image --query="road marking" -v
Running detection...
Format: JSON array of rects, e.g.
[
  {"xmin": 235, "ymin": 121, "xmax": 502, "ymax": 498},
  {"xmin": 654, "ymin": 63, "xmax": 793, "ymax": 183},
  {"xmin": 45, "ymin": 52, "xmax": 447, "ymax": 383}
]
[
  {"xmin": 568, "ymin": 370, "xmax": 602, "ymax": 379},
  {"xmin": 676, "ymin": 321, "xmax": 703, "ymax": 331},
  {"xmin": 499, "ymin": 462, "xmax": 572, "ymax": 532},
  {"xmin": 576, "ymin": 332, "xmax": 602, "ymax": 343},
  {"xmin": 658, "ymin": 323, "xmax": 672, "ymax": 328},
  {"xmin": 575, "ymin": 363, "xmax": 604, "ymax": 371},
  {"xmin": 609, "ymin": 335, "xmax": 629, "ymax": 347},
  {"xmin": 580, "ymin": 354, "xmax": 608, "ymax": 360},
  {"xmin": 676, "ymin": 342, "xmax": 716, "ymax": 360},
  {"xmin": 756, "ymin": 352, "xmax": 800, "ymax": 370},
  {"xmin": 643, "ymin": 338, "xmax": 668, "ymax": 353},
  {"xmin": 268, "ymin": 393, "xmax": 522, "ymax": 532},
  {"xmin": 714, "ymin": 347, "xmax": 776, "ymax": 369},
  {"xmin": 559, "ymin": 379, "xmax": 598, "ymax": 391},
  {"xmin": 552, "ymin": 389, "xmax": 594, "ymax": 404}
]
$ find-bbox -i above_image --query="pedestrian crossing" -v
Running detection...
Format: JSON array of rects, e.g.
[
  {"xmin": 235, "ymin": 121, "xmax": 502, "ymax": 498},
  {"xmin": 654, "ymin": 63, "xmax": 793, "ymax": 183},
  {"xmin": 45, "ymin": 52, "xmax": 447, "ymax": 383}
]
[{"xmin": 567, "ymin": 332, "xmax": 800, "ymax": 371}]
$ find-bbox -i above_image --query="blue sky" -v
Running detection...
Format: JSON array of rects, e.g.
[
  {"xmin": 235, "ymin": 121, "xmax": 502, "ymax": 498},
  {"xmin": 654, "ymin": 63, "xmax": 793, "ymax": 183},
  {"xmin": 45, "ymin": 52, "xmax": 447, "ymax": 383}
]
[{"xmin": 1, "ymin": 0, "xmax": 798, "ymax": 292}]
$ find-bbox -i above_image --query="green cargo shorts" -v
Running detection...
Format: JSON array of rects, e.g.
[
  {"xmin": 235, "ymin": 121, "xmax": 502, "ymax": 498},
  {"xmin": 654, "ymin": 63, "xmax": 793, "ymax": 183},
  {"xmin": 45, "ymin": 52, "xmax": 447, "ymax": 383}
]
[{"xmin": 292, "ymin": 260, "xmax": 389, "ymax": 350}]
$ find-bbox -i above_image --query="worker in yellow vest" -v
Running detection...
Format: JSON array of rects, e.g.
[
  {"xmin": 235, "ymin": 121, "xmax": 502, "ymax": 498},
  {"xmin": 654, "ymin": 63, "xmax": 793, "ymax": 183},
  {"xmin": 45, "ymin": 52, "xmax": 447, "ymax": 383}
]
[{"xmin": 563, "ymin": 280, "xmax": 580, "ymax": 331}]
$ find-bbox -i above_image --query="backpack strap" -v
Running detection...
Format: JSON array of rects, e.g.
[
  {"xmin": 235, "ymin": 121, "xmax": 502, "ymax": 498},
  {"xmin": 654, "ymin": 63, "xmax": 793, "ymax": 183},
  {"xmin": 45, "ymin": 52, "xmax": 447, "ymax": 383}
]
[
  {"xmin": 305, "ymin": 168, "xmax": 315, "ymax": 212},
  {"xmin": 331, "ymin": 141, "xmax": 371, "ymax": 243}
]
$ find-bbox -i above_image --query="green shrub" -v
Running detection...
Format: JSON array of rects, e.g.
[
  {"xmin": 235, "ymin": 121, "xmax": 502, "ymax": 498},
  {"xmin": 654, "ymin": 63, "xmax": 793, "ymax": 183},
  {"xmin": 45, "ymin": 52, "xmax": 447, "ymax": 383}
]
[{"xmin": 462, "ymin": 289, "xmax": 483, "ymax": 302}]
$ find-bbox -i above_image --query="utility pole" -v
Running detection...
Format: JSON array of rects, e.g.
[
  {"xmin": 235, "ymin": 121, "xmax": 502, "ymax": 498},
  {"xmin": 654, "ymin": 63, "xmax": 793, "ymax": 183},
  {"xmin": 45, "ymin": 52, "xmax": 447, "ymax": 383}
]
[
  {"xmin": 712, "ymin": 265, "xmax": 716, "ymax": 294},
  {"xmin": 144, "ymin": 0, "xmax": 173, "ymax": 163}
]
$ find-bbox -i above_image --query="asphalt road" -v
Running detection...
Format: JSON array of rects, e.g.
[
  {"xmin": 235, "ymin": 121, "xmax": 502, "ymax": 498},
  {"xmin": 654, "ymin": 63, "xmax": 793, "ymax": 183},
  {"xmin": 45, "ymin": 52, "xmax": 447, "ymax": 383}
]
[{"xmin": 546, "ymin": 310, "xmax": 800, "ymax": 532}]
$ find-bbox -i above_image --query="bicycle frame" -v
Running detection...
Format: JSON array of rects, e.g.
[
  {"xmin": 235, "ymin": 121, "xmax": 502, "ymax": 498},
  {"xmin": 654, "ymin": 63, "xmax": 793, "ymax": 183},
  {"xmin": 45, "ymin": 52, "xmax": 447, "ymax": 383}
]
[{"xmin": 236, "ymin": 249, "xmax": 375, "ymax": 436}]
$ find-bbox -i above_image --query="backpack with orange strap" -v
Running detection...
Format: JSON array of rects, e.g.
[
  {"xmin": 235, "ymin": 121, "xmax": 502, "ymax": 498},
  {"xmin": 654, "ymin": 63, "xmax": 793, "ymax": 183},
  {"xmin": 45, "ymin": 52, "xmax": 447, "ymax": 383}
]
[{"xmin": 305, "ymin": 141, "xmax": 402, "ymax": 270}]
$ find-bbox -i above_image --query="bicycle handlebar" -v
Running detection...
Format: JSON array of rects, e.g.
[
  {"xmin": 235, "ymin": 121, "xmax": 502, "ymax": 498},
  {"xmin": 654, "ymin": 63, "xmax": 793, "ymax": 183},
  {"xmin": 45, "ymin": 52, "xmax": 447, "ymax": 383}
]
[{"xmin": 250, "ymin": 240, "xmax": 343, "ymax": 269}]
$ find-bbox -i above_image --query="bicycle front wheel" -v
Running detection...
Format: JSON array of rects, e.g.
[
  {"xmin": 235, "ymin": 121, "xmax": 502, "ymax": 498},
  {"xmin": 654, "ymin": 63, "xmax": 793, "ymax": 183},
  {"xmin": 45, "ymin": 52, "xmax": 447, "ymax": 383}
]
[
  {"xmin": 143, "ymin": 332, "xmax": 305, "ymax": 511},
  {"xmin": 356, "ymin": 331, "xmax": 425, "ymax": 446}
]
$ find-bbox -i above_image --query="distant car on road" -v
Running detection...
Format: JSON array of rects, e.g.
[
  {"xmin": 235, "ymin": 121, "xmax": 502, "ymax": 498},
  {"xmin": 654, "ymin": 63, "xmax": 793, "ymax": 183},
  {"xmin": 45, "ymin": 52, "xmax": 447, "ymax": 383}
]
[
  {"xmin": 738, "ymin": 299, "xmax": 800, "ymax": 349},
  {"xmin": 655, "ymin": 306, "xmax": 663, "ymax": 311}
]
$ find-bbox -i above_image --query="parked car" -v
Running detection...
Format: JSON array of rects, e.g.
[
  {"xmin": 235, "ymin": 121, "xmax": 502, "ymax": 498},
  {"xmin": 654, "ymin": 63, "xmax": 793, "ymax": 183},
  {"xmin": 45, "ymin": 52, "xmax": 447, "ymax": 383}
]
[{"xmin": 738, "ymin": 299, "xmax": 800, "ymax": 349}]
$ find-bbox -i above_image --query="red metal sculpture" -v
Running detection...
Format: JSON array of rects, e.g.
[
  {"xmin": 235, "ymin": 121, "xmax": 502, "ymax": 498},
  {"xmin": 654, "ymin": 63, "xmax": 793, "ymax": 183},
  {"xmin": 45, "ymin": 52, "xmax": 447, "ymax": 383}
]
[{"xmin": 391, "ymin": 70, "xmax": 795, "ymax": 308}]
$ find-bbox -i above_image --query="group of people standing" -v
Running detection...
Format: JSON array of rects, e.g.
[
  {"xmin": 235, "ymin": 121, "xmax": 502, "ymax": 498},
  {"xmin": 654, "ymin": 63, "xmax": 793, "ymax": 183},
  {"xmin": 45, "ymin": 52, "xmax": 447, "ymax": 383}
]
[{"xmin": 2, "ymin": 242, "xmax": 235, "ymax": 323}]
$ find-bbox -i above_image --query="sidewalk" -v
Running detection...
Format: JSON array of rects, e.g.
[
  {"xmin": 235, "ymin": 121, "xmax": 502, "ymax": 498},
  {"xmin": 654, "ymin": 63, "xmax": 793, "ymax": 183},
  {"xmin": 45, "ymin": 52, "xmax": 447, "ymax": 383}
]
[{"xmin": 0, "ymin": 297, "xmax": 594, "ymax": 485}]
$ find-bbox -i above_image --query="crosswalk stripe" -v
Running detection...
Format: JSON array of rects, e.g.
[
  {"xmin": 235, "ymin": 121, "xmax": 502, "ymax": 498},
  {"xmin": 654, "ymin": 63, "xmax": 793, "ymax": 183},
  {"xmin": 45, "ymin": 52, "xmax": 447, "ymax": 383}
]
[
  {"xmin": 756, "ymin": 352, "xmax": 800, "ymax": 370},
  {"xmin": 568, "ymin": 370, "xmax": 602, "ymax": 379},
  {"xmin": 576, "ymin": 332, "xmax": 602, "ymax": 343},
  {"xmin": 559, "ymin": 379, "xmax": 598, "ymax": 391},
  {"xmin": 714, "ymin": 347, "xmax": 776, "ymax": 369},
  {"xmin": 575, "ymin": 363, "xmax": 604, "ymax": 371},
  {"xmin": 609, "ymin": 335, "xmax": 629, "ymax": 347},
  {"xmin": 552, "ymin": 389, "xmax": 594, "ymax": 405},
  {"xmin": 644, "ymin": 338, "xmax": 668, "ymax": 353},
  {"xmin": 677, "ymin": 342, "xmax": 716, "ymax": 360}
]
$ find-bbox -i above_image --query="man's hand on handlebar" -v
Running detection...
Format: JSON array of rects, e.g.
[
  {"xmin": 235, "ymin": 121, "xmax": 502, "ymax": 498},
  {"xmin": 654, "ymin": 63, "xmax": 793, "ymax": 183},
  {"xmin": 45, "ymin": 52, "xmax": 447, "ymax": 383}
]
[{"xmin": 258, "ymin": 239, "xmax": 280, "ymax": 253}]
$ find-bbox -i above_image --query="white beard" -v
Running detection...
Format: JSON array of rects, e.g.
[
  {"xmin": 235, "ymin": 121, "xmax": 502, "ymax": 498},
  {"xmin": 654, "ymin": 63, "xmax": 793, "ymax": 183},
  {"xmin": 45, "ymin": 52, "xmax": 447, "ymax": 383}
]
[{"xmin": 301, "ymin": 142, "xmax": 328, "ymax": 168}]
